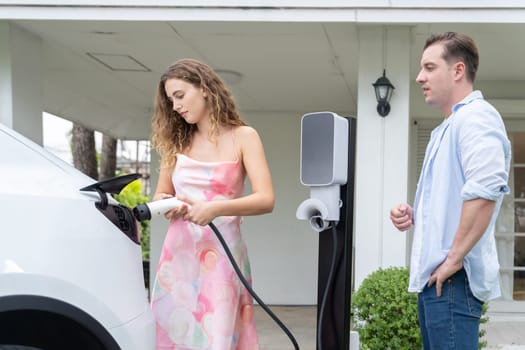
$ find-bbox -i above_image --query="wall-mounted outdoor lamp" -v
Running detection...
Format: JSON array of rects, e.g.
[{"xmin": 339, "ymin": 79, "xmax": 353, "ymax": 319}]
[{"xmin": 372, "ymin": 69, "xmax": 395, "ymax": 117}]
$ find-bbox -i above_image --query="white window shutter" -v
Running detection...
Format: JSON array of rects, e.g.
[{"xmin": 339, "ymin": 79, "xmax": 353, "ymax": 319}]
[{"xmin": 415, "ymin": 122, "xmax": 434, "ymax": 181}]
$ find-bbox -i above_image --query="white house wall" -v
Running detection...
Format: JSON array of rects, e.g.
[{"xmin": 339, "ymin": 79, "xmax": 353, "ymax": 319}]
[
  {"xmin": 354, "ymin": 26, "xmax": 410, "ymax": 288},
  {"xmin": 0, "ymin": 22, "xmax": 43, "ymax": 145}
]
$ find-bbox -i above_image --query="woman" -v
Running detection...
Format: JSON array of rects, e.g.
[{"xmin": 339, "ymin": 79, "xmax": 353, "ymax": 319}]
[{"xmin": 150, "ymin": 58, "xmax": 274, "ymax": 350}]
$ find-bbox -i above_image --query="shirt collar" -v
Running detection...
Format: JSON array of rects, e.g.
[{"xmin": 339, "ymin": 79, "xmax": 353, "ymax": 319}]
[{"xmin": 451, "ymin": 90, "xmax": 483, "ymax": 113}]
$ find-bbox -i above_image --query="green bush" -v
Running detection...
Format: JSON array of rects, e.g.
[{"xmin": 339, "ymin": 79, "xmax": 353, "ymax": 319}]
[
  {"xmin": 352, "ymin": 267, "xmax": 421, "ymax": 350},
  {"xmin": 351, "ymin": 267, "xmax": 488, "ymax": 350},
  {"xmin": 113, "ymin": 179, "xmax": 151, "ymax": 260},
  {"xmin": 479, "ymin": 302, "xmax": 489, "ymax": 349}
]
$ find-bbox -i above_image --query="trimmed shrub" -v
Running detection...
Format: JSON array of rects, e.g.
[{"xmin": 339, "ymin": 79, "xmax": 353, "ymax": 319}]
[{"xmin": 352, "ymin": 267, "xmax": 421, "ymax": 350}]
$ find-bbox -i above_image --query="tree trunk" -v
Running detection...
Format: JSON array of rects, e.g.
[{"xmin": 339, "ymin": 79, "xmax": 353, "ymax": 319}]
[
  {"xmin": 100, "ymin": 134, "xmax": 117, "ymax": 180},
  {"xmin": 72, "ymin": 123, "xmax": 98, "ymax": 179}
]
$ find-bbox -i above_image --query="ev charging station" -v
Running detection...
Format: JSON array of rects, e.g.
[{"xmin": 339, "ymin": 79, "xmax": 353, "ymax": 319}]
[{"xmin": 297, "ymin": 112, "xmax": 357, "ymax": 350}]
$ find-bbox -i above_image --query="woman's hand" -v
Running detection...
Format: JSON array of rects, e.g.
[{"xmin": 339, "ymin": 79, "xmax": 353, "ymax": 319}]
[
  {"xmin": 177, "ymin": 195, "xmax": 218, "ymax": 226},
  {"xmin": 153, "ymin": 193, "xmax": 189, "ymax": 221}
]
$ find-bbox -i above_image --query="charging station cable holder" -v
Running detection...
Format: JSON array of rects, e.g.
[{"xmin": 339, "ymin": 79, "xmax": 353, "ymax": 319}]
[
  {"xmin": 296, "ymin": 111, "xmax": 348, "ymax": 232},
  {"xmin": 296, "ymin": 186, "xmax": 342, "ymax": 232}
]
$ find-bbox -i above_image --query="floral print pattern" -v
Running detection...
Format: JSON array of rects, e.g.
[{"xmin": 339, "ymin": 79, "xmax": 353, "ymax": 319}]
[{"xmin": 151, "ymin": 154, "xmax": 259, "ymax": 350}]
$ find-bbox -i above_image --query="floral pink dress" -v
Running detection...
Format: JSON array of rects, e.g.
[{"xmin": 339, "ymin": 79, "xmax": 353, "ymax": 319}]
[{"xmin": 151, "ymin": 153, "xmax": 259, "ymax": 350}]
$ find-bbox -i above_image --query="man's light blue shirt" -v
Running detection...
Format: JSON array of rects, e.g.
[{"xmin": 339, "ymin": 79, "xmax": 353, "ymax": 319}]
[{"xmin": 409, "ymin": 90, "xmax": 511, "ymax": 301}]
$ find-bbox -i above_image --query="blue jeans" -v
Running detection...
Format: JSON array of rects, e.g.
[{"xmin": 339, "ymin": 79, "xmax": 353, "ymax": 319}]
[{"xmin": 418, "ymin": 268, "xmax": 483, "ymax": 350}]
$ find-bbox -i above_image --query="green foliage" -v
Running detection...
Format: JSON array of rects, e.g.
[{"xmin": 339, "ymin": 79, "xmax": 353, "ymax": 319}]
[
  {"xmin": 479, "ymin": 302, "xmax": 489, "ymax": 349},
  {"xmin": 113, "ymin": 180, "xmax": 151, "ymax": 260},
  {"xmin": 352, "ymin": 267, "xmax": 421, "ymax": 350},
  {"xmin": 351, "ymin": 267, "xmax": 489, "ymax": 350}
]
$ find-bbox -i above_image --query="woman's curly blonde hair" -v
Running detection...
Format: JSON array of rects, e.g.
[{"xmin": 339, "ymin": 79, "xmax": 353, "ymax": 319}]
[{"xmin": 151, "ymin": 58, "xmax": 246, "ymax": 169}]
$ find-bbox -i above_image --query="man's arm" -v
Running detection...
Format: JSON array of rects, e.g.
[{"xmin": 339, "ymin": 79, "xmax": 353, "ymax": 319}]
[{"xmin": 428, "ymin": 198, "xmax": 495, "ymax": 296}]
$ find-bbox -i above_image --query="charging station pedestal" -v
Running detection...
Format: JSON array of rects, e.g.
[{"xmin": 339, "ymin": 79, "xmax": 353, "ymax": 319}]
[
  {"xmin": 317, "ymin": 116, "xmax": 356, "ymax": 350},
  {"xmin": 296, "ymin": 112, "xmax": 356, "ymax": 350}
]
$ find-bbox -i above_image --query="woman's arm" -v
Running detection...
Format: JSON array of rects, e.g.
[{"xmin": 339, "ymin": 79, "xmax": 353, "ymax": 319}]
[
  {"xmin": 152, "ymin": 163, "xmax": 175, "ymax": 201},
  {"xmin": 152, "ymin": 162, "xmax": 190, "ymax": 220},
  {"xmin": 181, "ymin": 126, "xmax": 275, "ymax": 225},
  {"xmin": 229, "ymin": 125, "xmax": 275, "ymax": 215}
]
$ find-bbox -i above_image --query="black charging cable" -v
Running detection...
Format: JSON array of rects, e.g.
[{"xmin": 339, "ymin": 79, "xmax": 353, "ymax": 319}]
[
  {"xmin": 317, "ymin": 222, "xmax": 339, "ymax": 350},
  {"xmin": 208, "ymin": 222, "xmax": 300, "ymax": 350}
]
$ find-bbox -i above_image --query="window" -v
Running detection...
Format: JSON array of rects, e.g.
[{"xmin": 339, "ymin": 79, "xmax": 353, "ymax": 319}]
[{"xmin": 496, "ymin": 131, "xmax": 525, "ymax": 301}]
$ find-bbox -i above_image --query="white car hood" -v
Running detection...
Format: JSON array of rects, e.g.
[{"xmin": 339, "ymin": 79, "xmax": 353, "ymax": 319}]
[{"xmin": 0, "ymin": 123, "xmax": 95, "ymax": 199}]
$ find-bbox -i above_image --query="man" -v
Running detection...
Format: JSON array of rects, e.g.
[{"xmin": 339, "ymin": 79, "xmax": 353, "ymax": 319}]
[{"xmin": 390, "ymin": 32, "xmax": 511, "ymax": 349}]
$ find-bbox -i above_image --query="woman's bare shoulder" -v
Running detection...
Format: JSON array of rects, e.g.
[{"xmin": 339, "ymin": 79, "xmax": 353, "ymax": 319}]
[{"xmin": 234, "ymin": 125, "xmax": 259, "ymax": 138}]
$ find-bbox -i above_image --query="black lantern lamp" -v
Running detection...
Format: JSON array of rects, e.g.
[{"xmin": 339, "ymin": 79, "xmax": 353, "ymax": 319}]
[{"xmin": 372, "ymin": 69, "xmax": 395, "ymax": 117}]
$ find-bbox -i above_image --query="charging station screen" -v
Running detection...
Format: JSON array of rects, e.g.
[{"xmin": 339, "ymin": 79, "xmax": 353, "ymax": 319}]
[{"xmin": 301, "ymin": 113, "xmax": 334, "ymax": 186}]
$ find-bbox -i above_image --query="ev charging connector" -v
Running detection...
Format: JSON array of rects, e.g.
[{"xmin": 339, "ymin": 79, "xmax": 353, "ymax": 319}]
[
  {"xmin": 296, "ymin": 111, "xmax": 348, "ymax": 231},
  {"xmin": 133, "ymin": 197, "xmax": 186, "ymax": 221}
]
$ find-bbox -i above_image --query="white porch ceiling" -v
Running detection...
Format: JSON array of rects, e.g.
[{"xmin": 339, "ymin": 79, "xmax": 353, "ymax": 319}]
[{"xmin": 11, "ymin": 20, "xmax": 525, "ymax": 139}]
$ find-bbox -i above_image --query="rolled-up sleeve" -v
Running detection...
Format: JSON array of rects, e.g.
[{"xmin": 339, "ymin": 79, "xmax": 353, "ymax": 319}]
[{"xmin": 459, "ymin": 106, "xmax": 511, "ymax": 201}]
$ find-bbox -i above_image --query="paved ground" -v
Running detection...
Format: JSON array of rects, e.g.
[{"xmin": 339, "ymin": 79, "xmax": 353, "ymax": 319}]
[
  {"xmin": 484, "ymin": 313, "xmax": 525, "ymax": 350},
  {"xmin": 255, "ymin": 305, "xmax": 525, "ymax": 350}
]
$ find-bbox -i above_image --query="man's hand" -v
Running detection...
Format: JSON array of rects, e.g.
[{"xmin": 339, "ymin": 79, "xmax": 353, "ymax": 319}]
[
  {"xmin": 390, "ymin": 204, "xmax": 414, "ymax": 231},
  {"xmin": 428, "ymin": 258, "xmax": 463, "ymax": 297}
]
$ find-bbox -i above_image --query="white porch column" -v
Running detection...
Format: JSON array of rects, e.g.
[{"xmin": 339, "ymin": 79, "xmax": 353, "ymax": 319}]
[
  {"xmin": 148, "ymin": 150, "xmax": 169, "ymax": 291},
  {"xmin": 0, "ymin": 22, "xmax": 43, "ymax": 144},
  {"xmin": 354, "ymin": 26, "xmax": 411, "ymax": 288}
]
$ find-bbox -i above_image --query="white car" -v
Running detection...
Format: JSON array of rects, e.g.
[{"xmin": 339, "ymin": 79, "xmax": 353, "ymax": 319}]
[{"xmin": 0, "ymin": 123, "xmax": 155, "ymax": 350}]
